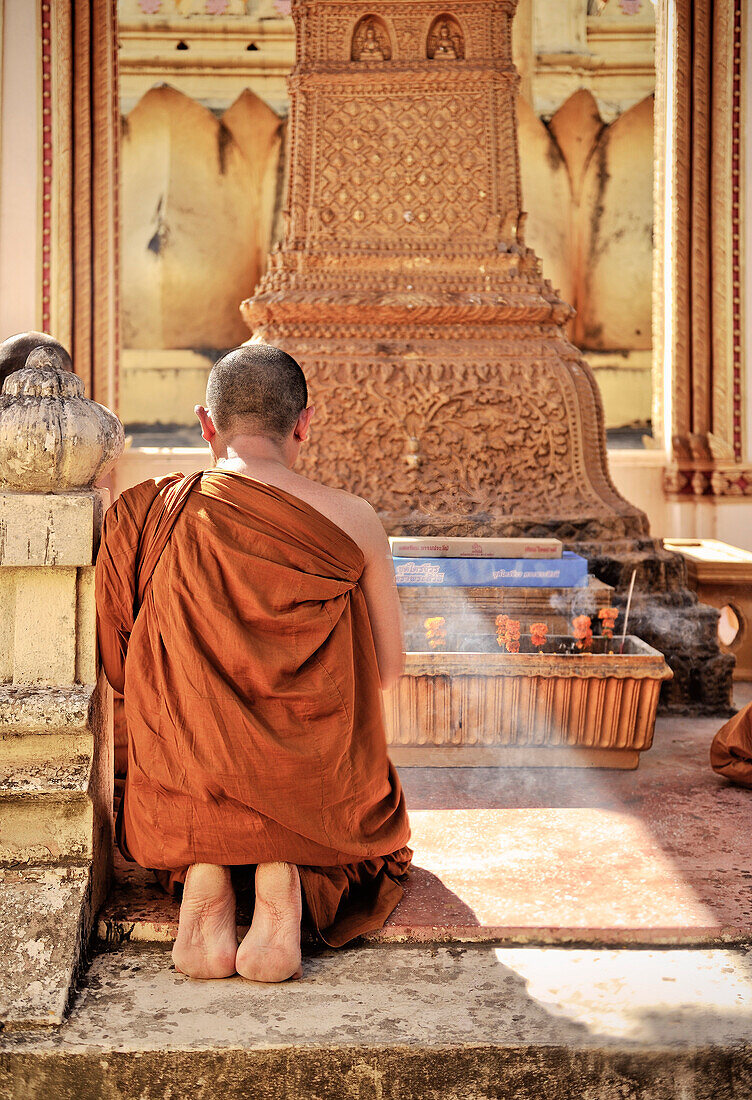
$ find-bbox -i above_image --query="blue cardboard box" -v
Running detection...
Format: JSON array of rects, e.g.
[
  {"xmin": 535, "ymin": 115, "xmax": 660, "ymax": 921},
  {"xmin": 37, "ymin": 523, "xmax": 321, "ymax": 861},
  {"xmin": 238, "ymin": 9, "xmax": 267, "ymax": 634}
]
[{"xmin": 393, "ymin": 551, "xmax": 588, "ymax": 588}]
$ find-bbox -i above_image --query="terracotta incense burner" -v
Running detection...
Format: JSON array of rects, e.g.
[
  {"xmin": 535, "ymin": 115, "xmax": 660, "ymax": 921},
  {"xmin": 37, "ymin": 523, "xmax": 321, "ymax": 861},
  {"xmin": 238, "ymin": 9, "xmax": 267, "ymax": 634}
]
[{"xmin": 384, "ymin": 636, "xmax": 673, "ymax": 769}]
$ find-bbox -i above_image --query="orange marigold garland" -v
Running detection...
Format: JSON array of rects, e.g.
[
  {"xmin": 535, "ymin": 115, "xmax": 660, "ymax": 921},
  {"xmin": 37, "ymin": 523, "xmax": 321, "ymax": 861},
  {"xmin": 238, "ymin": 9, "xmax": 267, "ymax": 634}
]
[
  {"xmin": 530, "ymin": 622, "xmax": 548, "ymax": 650},
  {"xmin": 495, "ymin": 615, "xmax": 521, "ymax": 654},
  {"xmin": 598, "ymin": 606, "xmax": 619, "ymax": 641},
  {"xmin": 572, "ymin": 614, "xmax": 593, "ymax": 652},
  {"xmin": 424, "ymin": 616, "xmax": 447, "ymax": 650}
]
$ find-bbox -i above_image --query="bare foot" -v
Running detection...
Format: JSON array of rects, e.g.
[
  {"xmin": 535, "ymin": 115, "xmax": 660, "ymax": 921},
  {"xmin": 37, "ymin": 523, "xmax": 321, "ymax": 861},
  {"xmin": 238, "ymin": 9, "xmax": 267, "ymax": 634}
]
[
  {"xmin": 172, "ymin": 863, "xmax": 238, "ymax": 979},
  {"xmin": 236, "ymin": 862, "xmax": 303, "ymax": 982}
]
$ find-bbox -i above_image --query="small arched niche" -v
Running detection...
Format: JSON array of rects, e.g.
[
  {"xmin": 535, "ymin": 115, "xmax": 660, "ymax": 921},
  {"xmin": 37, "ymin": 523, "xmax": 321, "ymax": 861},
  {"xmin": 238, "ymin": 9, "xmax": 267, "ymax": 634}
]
[
  {"xmin": 426, "ymin": 14, "xmax": 465, "ymax": 60},
  {"xmin": 351, "ymin": 15, "xmax": 392, "ymax": 62}
]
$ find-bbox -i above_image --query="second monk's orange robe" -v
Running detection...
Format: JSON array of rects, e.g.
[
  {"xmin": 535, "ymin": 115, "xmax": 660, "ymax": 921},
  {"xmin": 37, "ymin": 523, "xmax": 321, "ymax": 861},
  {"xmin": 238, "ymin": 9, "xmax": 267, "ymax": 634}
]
[
  {"xmin": 95, "ymin": 469, "xmax": 412, "ymax": 945},
  {"xmin": 710, "ymin": 703, "xmax": 752, "ymax": 789}
]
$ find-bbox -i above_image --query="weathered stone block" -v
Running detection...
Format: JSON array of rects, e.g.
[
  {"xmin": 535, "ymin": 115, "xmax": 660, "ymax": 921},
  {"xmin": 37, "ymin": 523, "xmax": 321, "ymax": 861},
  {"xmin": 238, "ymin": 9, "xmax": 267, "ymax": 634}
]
[
  {"xmin": 0, "ymin": 567, "xmax": 96, "ymax": 686},
  {"xmin": 12, "ymin": 569, "xmax": 78, "ymax": 686},
  {"xmin": 0, "ymin": 680, "xmax": 109, "ymax": 866},
  {"xmin": 0, "ymin": 792, "xmax": 94, "ymax": 864},
  {"xmin": 0, "ymin": 866, "xmax": 91, "ymax": 1028},
  {"xmin": 0, "ymin": 491, "xmax": 105, "ymax": 567},
  {"xmin": 0, "ymin": 684, "xmax": 96, "ymax": 735}
]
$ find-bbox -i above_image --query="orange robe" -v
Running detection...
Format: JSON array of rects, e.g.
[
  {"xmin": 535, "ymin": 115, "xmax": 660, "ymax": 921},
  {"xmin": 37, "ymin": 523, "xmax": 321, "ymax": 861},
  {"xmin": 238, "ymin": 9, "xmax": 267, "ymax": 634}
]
[
  {"xmin": 95, "ymin": 469, "xmax": 412, "ymax": 945},
  {"xmin": 710, "ymin": 703, "xmax": 752, "ymax": 789}
]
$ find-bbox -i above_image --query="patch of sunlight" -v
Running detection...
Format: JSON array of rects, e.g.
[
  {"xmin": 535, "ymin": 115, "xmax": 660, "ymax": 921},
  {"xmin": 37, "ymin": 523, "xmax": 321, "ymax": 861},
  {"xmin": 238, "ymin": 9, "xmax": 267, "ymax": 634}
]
[{"xmin": 495, "ymin": 948, "xmax": 752, "ymax": 1042}]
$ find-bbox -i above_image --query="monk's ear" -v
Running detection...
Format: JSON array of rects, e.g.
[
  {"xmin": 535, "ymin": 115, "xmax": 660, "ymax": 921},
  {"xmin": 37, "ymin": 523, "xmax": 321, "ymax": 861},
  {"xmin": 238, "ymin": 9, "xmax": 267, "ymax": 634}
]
[
  {"xmin": 195, "ymin": 405, "xmax": 216, "ymax": 443},
  {"xmin": 294, "ymin": 405, "xmax": 315, "ymax": 443}
]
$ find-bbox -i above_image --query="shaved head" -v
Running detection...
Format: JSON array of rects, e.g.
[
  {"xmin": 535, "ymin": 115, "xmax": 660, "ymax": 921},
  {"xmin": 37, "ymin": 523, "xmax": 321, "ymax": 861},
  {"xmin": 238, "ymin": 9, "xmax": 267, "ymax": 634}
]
[{"xmin": 207, "ymin": 344, "xmax": 308, "ymax": 441}]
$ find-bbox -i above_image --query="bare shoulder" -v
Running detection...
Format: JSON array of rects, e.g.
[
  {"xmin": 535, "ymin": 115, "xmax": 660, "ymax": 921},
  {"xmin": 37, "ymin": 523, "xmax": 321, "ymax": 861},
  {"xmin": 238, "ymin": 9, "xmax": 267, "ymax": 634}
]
[{"xmin": 288, "ymin": 476, "xmax": 385, "ymax": 554}]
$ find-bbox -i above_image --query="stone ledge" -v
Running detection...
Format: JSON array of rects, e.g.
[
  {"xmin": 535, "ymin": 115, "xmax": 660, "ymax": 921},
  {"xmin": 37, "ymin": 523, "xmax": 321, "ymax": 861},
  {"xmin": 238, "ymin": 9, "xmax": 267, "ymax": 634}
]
[
  {"xmin": 0, "ymin": 944, "xmax": 750, "ymax": 1098},
  {"xmin": 0, "ymin": 866, "xmax": 91, "ymax": 1029},
  {"xmin": 0, "ymin": 684, "xmax": 96, "ymax": 735},
  {"xmin": 0, "ymin": 758, "xmax": 91, "ymax": 800}
]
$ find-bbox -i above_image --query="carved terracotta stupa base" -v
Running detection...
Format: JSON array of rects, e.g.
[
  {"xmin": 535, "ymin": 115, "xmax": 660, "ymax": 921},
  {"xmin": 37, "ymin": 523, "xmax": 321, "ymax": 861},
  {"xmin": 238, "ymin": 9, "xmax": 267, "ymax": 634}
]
[{"xmin": 243, "ymin": 0, "xmax": 733, "ymax": 713}]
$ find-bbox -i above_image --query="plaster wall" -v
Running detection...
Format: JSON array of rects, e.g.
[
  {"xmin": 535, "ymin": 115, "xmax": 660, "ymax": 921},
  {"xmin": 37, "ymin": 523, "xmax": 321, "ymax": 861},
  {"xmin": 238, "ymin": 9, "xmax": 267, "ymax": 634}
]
[
  {"xmin": 527, "ymin": 0, "xmax": 655, "ymax": 123},
  {"xmin": 121, "ymin": 85, "xmax": 282, "ymax": 354},
  {"xmin": 117, "ymin": 0, "xmax": 295, "ymax": 115},
  {"xmin": 0, "ymin": 0, "xmax": 39, "ymax": 339},
  {"xmin": 519, "ymin": 88, "xmax": 654, "ymax": 430}
]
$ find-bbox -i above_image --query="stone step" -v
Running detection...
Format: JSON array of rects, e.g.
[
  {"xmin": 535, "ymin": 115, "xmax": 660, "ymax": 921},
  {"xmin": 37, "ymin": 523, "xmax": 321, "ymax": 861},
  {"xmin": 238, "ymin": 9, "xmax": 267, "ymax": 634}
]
[
  {"xmin": 0, "ymin": 760, "xmax": 95, "ymax": 865},
  {"xmin": 98, "ymin": 707, "xmax": 752, "ymax": 949},
  {"xmin": 0, "ymin": 865, "xmax": 92, "ymax": 1029},
  {"xmin": 0, "ymin": 684, "xmax": 98, "ymax": 769},
  {"xmin": 1, "ymin": 941, "xmax": 750, "ymax": 1098}
]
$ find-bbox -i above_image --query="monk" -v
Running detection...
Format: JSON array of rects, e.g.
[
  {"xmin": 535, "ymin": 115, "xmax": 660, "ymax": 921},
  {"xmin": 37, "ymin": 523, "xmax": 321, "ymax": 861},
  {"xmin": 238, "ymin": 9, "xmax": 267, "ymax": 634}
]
[
  {"xmin": 95, "ymin": 344, "xmax": 412, "ymax": 982},
  {"xmin": 710, "ymin": 704, "xmax": 752, "ymax": 789}
]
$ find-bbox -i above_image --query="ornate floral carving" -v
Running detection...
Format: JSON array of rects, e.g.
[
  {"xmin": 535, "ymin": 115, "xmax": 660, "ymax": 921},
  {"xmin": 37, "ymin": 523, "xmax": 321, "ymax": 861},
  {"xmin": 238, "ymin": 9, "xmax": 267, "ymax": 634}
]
[{"xmin": 666, "ymin": 463, "xmax": 752, "ymax": 498}]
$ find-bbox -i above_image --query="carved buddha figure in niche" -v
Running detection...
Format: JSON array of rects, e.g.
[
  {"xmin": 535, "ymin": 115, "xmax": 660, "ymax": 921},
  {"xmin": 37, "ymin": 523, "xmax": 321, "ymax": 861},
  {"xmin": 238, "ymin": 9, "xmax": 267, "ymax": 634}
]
[
  {"xmin": 427, "ymin": 16, "xmax": 464, "ymax": 60},
  {"xmin": 433, "ymin": 22, "xmax": 458, "ymax": 58},
  {"xmin": 352, "ymin": 18, "xmax": 389, "ymax": 61}
]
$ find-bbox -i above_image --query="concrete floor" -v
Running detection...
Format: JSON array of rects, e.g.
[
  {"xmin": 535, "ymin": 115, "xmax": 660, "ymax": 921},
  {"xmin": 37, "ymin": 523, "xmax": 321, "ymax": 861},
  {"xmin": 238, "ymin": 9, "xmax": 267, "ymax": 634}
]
[{"xmin": 99, "ymin": 693, "xmax": 752, "ymax": 948}]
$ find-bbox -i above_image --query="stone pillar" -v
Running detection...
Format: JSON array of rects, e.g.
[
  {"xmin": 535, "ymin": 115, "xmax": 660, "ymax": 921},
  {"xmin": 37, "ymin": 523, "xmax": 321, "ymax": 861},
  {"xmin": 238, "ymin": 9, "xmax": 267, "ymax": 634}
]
[{"xmin": 0, "ymin": 341, "xmax": 123, "ymax": 1029}]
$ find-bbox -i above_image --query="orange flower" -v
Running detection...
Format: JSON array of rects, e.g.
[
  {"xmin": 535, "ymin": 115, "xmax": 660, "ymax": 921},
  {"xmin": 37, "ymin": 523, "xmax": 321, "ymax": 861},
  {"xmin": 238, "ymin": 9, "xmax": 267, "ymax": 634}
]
[
  {"xmin": 496, "ymin": 617, "xmax": 521, "ymax": 653},
  {"xmin": 530, "ymin": 621, "xmax": 548, "ymax": 650},
  {"xmin": 598, "ymin": 607, "xmax": 619, "ymax": 640},
  {"xmin": 572, "ymin": 614, "xmax": 593, "ymax": 651},
  {"xmin": 424, "ymin": 615, "xmax": 447, "ymax": 650}
]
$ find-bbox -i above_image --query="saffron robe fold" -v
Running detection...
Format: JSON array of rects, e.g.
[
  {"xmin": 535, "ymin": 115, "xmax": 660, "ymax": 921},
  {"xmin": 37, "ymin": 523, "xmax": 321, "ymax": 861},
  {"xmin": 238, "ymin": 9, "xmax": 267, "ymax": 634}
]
[
  {"xmin": 710, "ymin": 703, "xmax": 752, "ymax": 789},
  {"xmin": 95, "ymin": 470, "xmax": 412, "ymax": 945}
]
